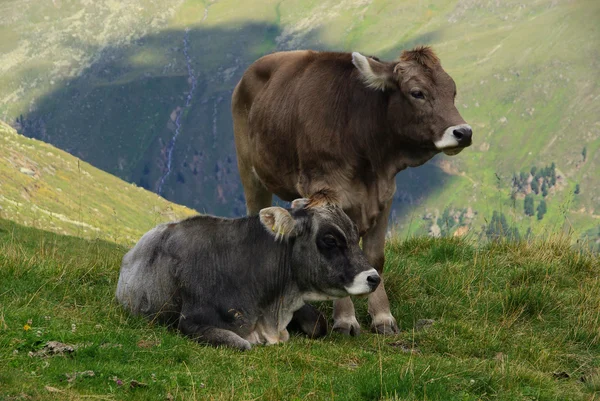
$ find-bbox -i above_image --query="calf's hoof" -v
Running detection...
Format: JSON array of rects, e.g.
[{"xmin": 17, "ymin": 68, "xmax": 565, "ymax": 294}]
[
  {"xmin": 371, "ymin": 314, "xmax": 399, "ymax": 335},
  {"xmin": 332, "ymin": 316, "xmax": 361, "ymax": 337}
]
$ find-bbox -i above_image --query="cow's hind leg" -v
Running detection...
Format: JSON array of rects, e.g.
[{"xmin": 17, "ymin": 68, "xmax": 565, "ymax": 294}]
[
  {"xmin": 288, "ymin": 303, "xmax": 328, "ymax": 338},
  {"xmin": 232, "ymin": 87, "xmax": 272, "ymax": 216},
  {"xmin": 363, "ymin": 199, "xmax": 398, "ymax": 334},
  {"xmin": 240, "ymin": 165, "xmax": 272, "ymax": 215},
  {"xmin": 178, "ymin": 307, "xmax": 252, "ymax": 350},
  {"xmin": 198, "ymin": 327, "xmax": 252, "ymax": 351},
  {"xmin": 181, "ymin": 320, "xmax": 251, "ymax": 351}
]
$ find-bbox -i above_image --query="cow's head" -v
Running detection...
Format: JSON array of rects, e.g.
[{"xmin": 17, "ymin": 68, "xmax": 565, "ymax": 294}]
[
  {"xmin": 352, "ymin": 46, "xmax": 472, "ymax": 156},
  {"xmin": 258, "ymin": 193, "xmax": 379, "ymax": 300}
]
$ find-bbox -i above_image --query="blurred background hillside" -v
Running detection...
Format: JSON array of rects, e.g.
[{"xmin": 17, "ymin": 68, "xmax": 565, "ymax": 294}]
[{"xmin": 1, "ymin": 0, "xmax": 598, "ymax": 246}]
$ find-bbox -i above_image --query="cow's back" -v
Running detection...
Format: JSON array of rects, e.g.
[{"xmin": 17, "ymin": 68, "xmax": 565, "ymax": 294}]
[
  {"xmin": 233, "ymin": 50, "xmax": 364, "ymax": 203},
  {"xmin": 116, "ymin": 223, "xmax": 180, "ymax": 322}
]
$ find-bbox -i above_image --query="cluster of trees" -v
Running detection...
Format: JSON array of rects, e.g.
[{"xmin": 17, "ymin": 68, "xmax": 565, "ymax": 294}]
[
  {"xmin": 485, "ymin": 211, "xmax": 521, "ymax": 241},
  {"xmin": 510, "ymin": 162, "xmax": 559, "ymax": 221},
  {"xmin": 511, "ymin": 162, "xmax": 557, "ymax": 198},
  {"xmin": 524, "ymin": 195, "xmax": 547, "ymax": 220},
  {"xmin": 436, "ymin": 207, "xmax": 467, "ymax": 237}
]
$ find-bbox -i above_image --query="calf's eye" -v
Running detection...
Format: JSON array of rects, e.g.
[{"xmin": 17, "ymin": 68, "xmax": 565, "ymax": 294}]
[
  {"xmin": 411, "ymin": 90, "xmax": 425, "ymax": 99},
  {"xmin": 321, "ymin": 235, "xmax": 338, "ymax": 249}
]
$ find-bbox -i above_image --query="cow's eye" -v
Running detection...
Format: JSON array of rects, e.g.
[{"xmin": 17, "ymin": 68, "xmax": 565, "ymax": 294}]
[
  {"xmin": 411, "ymin": 90, "xmax": 425, "ymax": 99},
  {"xmin": 321, "ymin": 235, "xmax": 338, "ymax": 249}
]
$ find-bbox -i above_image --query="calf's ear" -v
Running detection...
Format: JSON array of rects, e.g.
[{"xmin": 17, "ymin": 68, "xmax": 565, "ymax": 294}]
[
  {"xmin": 291, "ymin": 198, "xmax": 309, "ymax": 209},
  {"xmin": 259, "ymin": 207, "xmax": 296, "ymax": 240},
  {"xmin": 352, "ymin": 52, "xmax": 395, "ymax": 91}
]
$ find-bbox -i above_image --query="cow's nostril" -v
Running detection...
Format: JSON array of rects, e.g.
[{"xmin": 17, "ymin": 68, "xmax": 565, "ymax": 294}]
[
  {"xmin": 367, "ymin": 274, "xmax": 381, "ymax": 288},
  {"xmin": 453, "ymin": 126, "xmax": 473, "ymax": 144}
]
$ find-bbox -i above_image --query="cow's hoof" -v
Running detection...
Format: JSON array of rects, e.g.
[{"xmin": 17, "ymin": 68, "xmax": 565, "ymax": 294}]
[
  {"xmin": 332, "ymin": 316, "xmax": 361, "ymax": 337},
  {"xmin": 371, "ymin": 314, "xmax": 399, "ymax": 335}
]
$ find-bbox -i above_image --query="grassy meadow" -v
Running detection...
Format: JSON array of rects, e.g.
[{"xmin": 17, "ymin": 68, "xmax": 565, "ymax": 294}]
[{"xmin": 1, "ymin": 217, "xmax": 598, "ymax": 400}]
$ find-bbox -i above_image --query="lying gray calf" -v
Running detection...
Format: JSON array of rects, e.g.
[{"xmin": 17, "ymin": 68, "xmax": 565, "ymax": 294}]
[{"xmin": 116, "ymin": 197, "xmax": 380, "ymax": 350}]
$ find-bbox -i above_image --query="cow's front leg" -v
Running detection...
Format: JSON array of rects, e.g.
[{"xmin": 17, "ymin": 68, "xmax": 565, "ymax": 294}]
[
  {"xmin": 333, "ymin": 296, "xmax": 361, "ymax": 336},
  {"xmin": 363, "ymin": 199, "xmax": 398, "ymax": 334}
]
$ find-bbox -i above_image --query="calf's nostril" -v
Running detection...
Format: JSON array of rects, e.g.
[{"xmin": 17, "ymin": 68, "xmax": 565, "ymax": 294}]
[
  {"xmin": 453, "ymin": 129, "xmax": 464, "ymax": 140},
  {"xmin": 367, "ymin": 274, "xmax": 381, "ymax": 288}
]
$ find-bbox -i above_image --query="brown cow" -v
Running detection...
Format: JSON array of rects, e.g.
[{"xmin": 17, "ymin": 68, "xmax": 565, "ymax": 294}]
[{"xmin": 231, "ymin": 46, "xmax": 472, "ymax": 335}]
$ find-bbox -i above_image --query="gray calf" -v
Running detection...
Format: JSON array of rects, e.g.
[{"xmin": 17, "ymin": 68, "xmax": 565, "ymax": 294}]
[{"xmin": 116, "ymin": 197, "xmax": 380, "ymax": 350}]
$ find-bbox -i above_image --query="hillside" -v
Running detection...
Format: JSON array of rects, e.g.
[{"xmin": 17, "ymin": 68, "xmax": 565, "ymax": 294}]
[
  {"xmin": 0, "ymin": 121, "xmax": 196, "ymax": 244},
  {"xmin": 1, "ymin": 0, "xmax": 599, "ymax": 241},
  {"xmin": 1, "ymin": 219, "xmax": 598, "ymax": 400}
]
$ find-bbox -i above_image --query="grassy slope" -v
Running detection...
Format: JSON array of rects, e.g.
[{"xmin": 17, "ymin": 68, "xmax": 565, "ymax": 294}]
[
  {"xmin": 1, "ymin": 219, "xmax": 598, "ymax": 400},
  {"xmin": 0, "ymin": 121, "xmax": 196, "ymax": 244}
]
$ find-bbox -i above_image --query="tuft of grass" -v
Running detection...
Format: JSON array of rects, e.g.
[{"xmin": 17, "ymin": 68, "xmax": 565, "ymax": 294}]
[{"xmin": 1, "ymin": 219, "xmax": 599, "ymax": 400}]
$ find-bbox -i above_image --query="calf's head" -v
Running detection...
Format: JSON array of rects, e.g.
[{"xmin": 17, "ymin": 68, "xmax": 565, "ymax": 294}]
[
  {"xmin": 259, "ymin": 196, "xmax": 379, "ymax": 300},
  {"xmin": 352, "ymin": 46, "xmax": 472, "ymax": 156}
]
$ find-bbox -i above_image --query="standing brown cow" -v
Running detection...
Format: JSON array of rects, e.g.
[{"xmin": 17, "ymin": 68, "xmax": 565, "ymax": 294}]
[{"xmin": 232, "ymin": 46, "xmax": 472, "ymax": 335}]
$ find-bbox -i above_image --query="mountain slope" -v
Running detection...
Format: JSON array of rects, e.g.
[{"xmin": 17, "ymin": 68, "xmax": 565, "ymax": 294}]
[
  {"xmin": 0, "ymin": 121, "xmax": 196, "ymax": 244},
  {"xmin": 1, "ymin": 0, "xmax": 599, "ymax": 242}
]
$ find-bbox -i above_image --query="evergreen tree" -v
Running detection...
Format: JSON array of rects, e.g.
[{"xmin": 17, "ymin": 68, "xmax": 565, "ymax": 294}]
[
  {"xmin": 524, "ymin": 194, "xmax": 535, "ymax": 216},
  {"xmin": 486, "ymin": 211, "xmax": 520, "ymax": 241},
  {"xmin": 530, "ymin": 166, "xmax": 537, "ymax": 176},
  {"xmin": 575, "ymin": 184, "xmax": 580, "ymax": 195},
  {"xmin": 437, "ymin": 207, "xmax": 454, "ymax": 237},
  {"xmin": 531, "ymin": 179, "xmax": 539, "ymax": 194},
  {"xmin": 510, "ymin": 227, "xmax": 521, "ymax": 242},
  {"xmin": 582, "ymin": 147, "xmax": 587, "ymax": 162},
  {"xmin": 537, "ymin": 200, "xmax": 547, "ymax": 220},
  {"xmin": 541, "ymin": 181, "xmax": 548, "ymax": 197},
  {"xmin": 519, "ymin": 171, "xmax": 528, "ymax": 185}
]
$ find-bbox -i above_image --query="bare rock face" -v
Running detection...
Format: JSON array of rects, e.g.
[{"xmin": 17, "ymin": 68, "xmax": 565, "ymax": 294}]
[{"xmin": 19, "ymin": 167, "xmax": 35, "ymax": 176}]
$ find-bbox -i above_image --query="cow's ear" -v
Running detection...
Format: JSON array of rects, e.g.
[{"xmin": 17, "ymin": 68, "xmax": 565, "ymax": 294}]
[
  {"xmin": 259, "ymin": 207, "xmax": 296, "ymax": 240},
  {"xmin": 352, "ymin": 52, "xmax": 395, "ymax": 91},
  {"xmin": 291, "ymin": 198, "xmax": 309, "ymax": 209}
]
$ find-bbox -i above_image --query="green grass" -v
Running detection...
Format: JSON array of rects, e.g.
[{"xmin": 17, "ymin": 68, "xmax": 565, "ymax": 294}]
[{"xmin": 1, "ymin": 218, "xmax": 598, "ymax": 400}]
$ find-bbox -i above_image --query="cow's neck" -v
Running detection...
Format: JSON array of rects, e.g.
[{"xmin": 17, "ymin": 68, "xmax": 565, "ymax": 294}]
[
  {"xmin": 389, "ymin": 145, "xmax": 439, "ymax": 174},
  {"xmin": 343, "ymin": 100, "xmax": 440, "ymax": 233},
  {"xmin": 253, "ymin": 241, "xmax": 305, "ymax": 340}
]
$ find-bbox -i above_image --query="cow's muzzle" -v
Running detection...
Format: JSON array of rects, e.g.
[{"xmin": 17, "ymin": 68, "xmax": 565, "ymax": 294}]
[
  {"xmin": 435, "ymin": 124, "xmax": 473, "ymax": 154},
  {"xmin": 345, "ymin": 269, "xmax": 381, "ymax": 296}
]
